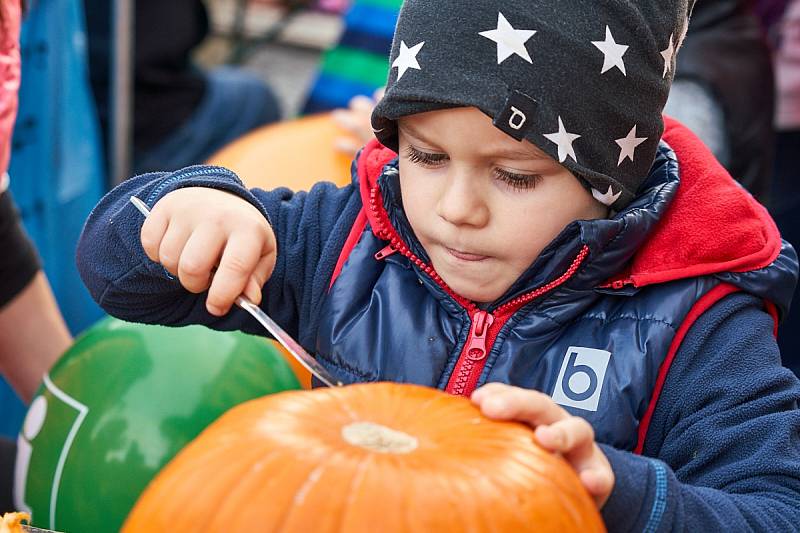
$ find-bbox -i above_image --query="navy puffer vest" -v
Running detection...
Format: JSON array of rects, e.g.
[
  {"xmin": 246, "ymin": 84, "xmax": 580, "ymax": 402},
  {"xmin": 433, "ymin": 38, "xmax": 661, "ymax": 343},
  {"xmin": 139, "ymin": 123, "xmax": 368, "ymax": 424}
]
[{"xmin": 315, "ymin": 118, "xmax": 797, "ymax": 453}]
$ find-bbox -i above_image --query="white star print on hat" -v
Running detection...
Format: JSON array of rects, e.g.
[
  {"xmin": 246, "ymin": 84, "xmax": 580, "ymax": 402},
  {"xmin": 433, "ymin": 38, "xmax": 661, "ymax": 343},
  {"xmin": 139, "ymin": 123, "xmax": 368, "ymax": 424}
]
[
  {"xmin": 592, "ymin": 185, "xmax": 623, "ymax": 206},
  {"xmin": 392, "ymin": 40, "xmax": 425, "ymax": 80},
  {"xmin": 372, "ymin": 1, "xmax": 693, "ymax": 211},
  {"xmin": 592, "ymin": 26, "xmax": 629, "ymax": 75},
  {"xmin": 660, "ymin": 33, "xmax": 675, "ymax": 78},
  {"xmin": 615, "ymin": 125, "xmax": 648, "ymax": 165},
  {"xmin": 543, "ymin": 117, "xmax": 581, "ymax": 163},
  {"xmin": 479, "ymin": 12, "xmax": 537, "ymax": 64}
]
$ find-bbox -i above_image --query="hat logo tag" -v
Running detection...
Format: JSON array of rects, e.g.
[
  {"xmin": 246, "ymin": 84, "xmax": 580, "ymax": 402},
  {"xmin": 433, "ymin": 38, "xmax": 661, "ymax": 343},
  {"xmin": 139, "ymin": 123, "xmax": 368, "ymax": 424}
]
[
  {"xmin": 508, "ymin": 107, "xmax": 527, "ymax": 130},
  {"xmin": 493, "ymin": 90, "xmax": 537, "ymax": 140}
]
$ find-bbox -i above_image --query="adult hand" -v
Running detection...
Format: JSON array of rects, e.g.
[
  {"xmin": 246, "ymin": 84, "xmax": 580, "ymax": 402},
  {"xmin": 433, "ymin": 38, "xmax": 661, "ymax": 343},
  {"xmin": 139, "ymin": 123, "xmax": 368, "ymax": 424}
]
[{"xmin": 331, "ymin": 88, "xmax": 384, "ymax": 154}]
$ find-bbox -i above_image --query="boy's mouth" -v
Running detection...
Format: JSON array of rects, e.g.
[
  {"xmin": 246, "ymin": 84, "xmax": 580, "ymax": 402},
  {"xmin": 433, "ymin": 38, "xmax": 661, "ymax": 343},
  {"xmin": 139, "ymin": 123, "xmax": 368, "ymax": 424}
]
[{"xmin": 445, "ymin": 247, "xmax": 490, "ymax": 262}]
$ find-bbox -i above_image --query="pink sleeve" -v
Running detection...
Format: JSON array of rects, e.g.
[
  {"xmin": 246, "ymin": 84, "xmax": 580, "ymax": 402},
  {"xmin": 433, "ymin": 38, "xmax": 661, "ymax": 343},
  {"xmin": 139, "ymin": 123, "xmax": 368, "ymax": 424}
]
[{"xmin": 0, "ymin": 0, "xmax": 22, "ymax": 178}]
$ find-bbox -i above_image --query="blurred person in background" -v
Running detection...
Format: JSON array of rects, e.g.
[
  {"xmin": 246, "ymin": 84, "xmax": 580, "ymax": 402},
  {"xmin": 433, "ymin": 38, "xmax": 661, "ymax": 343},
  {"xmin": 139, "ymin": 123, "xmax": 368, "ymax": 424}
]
[
  {"xmin": 772, "ymin": 0, "xmax": 800, "ymax": 375},
  {"xmin": 83, "ymin": 0, "xmax": 282, "ymax": 174},
  {"xmin": 664, "ymin": 0, "xmax": 775, "ymax": 205},
  {"xmin": 0, "ymin": 0, "xmax": 72, "ymax": 513}
]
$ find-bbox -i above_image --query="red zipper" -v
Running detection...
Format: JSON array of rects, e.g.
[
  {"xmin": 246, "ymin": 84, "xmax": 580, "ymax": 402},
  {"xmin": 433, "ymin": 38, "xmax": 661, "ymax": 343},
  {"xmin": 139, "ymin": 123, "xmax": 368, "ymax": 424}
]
[
  {"xmin": 610, "ymin": 278, "xmax": 634, "ymax": 289},
  {"xmin": 446, "ymin": 310, "xmax": 494, "ymax": 395},
  {"xmin": 368, "ymin": 185, "xmax": 475, "ymax": 310},
  {"xmin": 368, "ymin": 184, "xmax": 590, "ymax": 397},
  {"xmin": 600, "ymin": 277, "xmax": 635, "ymax": 290},
  {"xmin": 374, "ymin": 243, "xmax": 398, "ymax": 261},
  {"xmin": 445, "ymin": 245, "xmax": 590, "ymax": 396}
]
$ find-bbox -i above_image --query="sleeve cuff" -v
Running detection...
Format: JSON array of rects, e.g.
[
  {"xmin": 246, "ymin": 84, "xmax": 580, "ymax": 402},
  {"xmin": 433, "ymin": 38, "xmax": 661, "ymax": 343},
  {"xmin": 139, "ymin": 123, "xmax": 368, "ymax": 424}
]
[
  {"xmin": 600, "ymin": 444, "xmax": 672, "ymax": 533},
  {"xmin": 141, "ymin": 165, "xmax": 272, "ymax": 225}
]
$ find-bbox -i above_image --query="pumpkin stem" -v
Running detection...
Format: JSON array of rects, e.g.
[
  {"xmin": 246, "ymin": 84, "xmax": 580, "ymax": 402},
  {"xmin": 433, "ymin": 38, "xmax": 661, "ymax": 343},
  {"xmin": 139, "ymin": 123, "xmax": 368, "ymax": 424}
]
[{"xmin": 341, "ymin": 422, "xmax": 418, "ymax": 454}]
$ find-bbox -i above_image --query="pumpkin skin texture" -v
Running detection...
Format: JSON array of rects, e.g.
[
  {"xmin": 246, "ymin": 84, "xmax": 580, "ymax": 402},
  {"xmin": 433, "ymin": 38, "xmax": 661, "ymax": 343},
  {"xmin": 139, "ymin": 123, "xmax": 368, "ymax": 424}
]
[{"xmin": 123, "ymin": 383, "xmax": 606, "ymax": 533}]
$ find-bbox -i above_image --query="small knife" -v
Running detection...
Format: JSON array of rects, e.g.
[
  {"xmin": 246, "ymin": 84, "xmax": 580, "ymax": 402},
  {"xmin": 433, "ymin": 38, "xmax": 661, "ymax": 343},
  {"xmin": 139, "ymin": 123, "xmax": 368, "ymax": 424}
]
[
  {"xmin": 129, "ymin": 196, "xmax": 343, "ymax": 387},
  {"xmin": 22, "ymin": 526, "xmax": 62, "ymax": 533}
]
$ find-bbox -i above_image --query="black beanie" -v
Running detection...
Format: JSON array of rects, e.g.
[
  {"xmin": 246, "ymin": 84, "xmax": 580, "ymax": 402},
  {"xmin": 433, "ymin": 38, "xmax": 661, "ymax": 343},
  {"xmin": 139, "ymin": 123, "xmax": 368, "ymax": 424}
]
[{"xmin": 372, "ymin": 0, "xmax": 695, "ymax": 210}]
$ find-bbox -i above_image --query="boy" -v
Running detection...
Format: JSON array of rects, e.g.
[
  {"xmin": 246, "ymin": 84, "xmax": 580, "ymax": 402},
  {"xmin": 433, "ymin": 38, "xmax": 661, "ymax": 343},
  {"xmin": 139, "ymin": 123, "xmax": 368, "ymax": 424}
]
[{"xmin": 77, "ymin": 1, "xmax": 800, "ymax": 530}]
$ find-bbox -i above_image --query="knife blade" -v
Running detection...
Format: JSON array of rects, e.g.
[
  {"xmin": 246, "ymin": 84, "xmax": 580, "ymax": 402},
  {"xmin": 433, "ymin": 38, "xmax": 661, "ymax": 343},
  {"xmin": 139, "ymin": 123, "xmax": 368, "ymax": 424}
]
[
  {"xmin": 22, "ymin": 526, "xmax": 63, "ymax": 533},
  {"xmin": 129, "ymin": 196, "xmax": 343, "ymax": 387}
]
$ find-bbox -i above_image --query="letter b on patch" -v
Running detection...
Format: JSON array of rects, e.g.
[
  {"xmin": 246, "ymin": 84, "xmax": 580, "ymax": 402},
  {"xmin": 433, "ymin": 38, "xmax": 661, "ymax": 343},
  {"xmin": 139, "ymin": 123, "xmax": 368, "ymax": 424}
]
[{"xmin": 552, "ymin": 347, "xmax": 611, "ymax": 411}]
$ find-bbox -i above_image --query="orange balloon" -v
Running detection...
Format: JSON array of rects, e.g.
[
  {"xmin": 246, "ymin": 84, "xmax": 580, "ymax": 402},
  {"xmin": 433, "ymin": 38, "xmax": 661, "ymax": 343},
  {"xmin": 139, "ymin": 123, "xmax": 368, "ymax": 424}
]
[{"xmin": 207, "ymin": 113, "xmax": 356, "ymax": 191}]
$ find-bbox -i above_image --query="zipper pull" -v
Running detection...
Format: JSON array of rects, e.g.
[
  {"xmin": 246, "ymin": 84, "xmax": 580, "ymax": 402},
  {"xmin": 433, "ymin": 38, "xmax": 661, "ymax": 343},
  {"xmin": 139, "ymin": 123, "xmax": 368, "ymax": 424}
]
[
  {"xmin": 465, "ymin": 310, "xmax": 495, "ymax": 361},
  {"xmin": 374, "ymin": 243, "xmax": 398, "ymax": 261}
]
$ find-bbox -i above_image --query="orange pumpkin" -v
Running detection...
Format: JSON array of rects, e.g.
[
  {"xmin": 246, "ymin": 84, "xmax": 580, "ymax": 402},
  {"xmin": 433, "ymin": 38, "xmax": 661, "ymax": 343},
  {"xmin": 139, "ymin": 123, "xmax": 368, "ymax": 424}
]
[{"xmin": 123, "ymin": 383, "xmax": 605, "ymax": 532}]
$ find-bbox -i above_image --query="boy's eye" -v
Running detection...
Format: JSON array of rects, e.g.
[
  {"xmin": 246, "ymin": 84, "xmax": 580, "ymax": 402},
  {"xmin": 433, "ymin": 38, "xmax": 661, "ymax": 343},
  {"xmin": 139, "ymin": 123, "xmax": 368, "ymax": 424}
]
[
  {"xmin": 405, "ymin": 145, "xmax": 449, "ymax": 167},
  {"xmin": 494, "ymin": 168, "xmax": 542, "ymax": 191}
]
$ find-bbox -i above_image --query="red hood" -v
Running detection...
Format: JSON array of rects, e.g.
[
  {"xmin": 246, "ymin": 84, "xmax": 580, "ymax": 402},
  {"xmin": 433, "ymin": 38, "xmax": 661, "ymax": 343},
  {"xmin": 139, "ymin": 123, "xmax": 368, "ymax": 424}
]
[{"xmin": 356, "ymin": 117, "xmax": 783, "ymax": 288}]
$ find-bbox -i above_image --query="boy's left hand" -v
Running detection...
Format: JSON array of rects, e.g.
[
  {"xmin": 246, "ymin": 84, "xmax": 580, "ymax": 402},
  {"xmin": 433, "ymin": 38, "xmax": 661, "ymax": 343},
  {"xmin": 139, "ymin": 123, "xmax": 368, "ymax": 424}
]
[{"xmin": 471, "ymin": 383, "xmax": 614, "ymax": 508}]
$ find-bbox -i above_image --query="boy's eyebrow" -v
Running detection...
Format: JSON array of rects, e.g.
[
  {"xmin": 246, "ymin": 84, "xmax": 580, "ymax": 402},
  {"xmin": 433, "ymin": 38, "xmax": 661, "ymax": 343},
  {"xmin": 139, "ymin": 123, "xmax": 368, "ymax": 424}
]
[
  {"xmin": 492, "ymin": 145, "xmax": 547, "ymax": 160},
  {"xmin": 398, "ymin": 122, "xmax": 549, "ymax": 161},
  {"xmin": 397, "ymin": 122, "xmax": 435, "ymax": 145}
]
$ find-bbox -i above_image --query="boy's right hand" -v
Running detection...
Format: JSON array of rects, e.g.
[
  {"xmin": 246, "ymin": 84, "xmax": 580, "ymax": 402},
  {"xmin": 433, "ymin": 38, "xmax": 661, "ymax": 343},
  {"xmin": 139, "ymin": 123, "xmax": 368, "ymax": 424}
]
[{"xmin": 140, "ymin": 187, "xmax": 276, "ymax": 316}]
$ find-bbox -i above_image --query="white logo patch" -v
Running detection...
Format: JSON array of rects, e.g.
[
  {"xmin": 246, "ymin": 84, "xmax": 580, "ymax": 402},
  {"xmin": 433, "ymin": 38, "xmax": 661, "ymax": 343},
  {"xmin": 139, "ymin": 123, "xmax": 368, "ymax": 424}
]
[{"xmin": 551, "ymin": 346, "xmax": 611, "ymax": 412}]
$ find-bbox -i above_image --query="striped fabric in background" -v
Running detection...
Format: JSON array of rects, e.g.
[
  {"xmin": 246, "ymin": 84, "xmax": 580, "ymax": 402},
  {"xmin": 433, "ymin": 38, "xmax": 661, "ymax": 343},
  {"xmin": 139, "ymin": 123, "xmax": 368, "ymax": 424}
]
[{"xmin": 303, "ymin": 0, "xmax": 401, "ymax": 113}]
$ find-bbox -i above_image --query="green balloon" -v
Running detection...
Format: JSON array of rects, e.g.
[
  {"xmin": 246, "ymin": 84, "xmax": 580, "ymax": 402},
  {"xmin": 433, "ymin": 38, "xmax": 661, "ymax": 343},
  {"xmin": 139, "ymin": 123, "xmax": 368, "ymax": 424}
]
[{"xmin": 14, "ymin": 317, "xmax": 300, "ymax": 533}]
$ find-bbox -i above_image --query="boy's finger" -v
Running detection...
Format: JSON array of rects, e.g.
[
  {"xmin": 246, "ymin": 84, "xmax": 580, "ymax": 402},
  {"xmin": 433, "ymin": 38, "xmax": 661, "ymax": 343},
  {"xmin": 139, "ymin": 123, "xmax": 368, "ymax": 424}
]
[
  {"xmin": 206, "ymin": 232, "xmax": 261, "ymax": 315},
  {"xmin": 158, "ymin": 222, "xmax": 193, "ymax": 276},
  {"xmin": 471, "ymin": 382, "xmax": 513, "ymax": 403},
  {"xmin": 178, "ymin": 224, "xmax": 225, "ymax": 294},
  {"xmin": 534, "ymin": 417, "xmax": 595, "ymax": 455},
  {"xmin": 241, "ymin": 251, "xmax": 276, "ymax": 305},
  {"xmin": 140, "ymin": 209, "xmax": 169, "ymax": 262},
  {"xmin": 474, "ymin": 385, "xmax": 568, "ymax": 426},
  {"xmin": 243, "ymin": 276, "xmax": 263, "ymax": 306},
  {"xmin": 253, "ymin": 251, "xmax": 276, "ymax": 287},
  {"xmin": 579, "ymin": 467, "xmax": 615, "ymax": 507}
]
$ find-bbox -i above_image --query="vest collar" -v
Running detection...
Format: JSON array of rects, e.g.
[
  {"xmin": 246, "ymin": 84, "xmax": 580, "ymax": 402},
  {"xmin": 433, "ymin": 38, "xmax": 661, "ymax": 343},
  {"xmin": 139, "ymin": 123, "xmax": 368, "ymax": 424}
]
[{"xmin": 356, "ymin": 116, "xmax": 789, "ymax": 312}]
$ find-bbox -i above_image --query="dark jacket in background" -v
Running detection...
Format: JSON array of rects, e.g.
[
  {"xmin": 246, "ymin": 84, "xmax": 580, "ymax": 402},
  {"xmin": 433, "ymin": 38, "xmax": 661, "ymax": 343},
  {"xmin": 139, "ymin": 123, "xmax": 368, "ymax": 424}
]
[
  {"xmin": 678, "ymin": 0, "xmax": 775, "ymax": 203},
  {"xmin": 0, "ymin": 437, "xmax": 14, "ymax": 514},
  {"xmin": 83, "ymin": 0, "xmax": 209, "ymax": 155}
]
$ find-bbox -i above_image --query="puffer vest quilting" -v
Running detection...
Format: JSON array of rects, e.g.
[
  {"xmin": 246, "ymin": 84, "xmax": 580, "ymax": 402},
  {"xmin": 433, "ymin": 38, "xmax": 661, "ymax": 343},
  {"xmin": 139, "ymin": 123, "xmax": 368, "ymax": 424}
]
[
  {"xmin": 312, "ymin": 131, "xmax": 793, "ymax": 453},
  {"xmin": 316, "ymin": 217, "xmax": 723, "ymax": 451}
]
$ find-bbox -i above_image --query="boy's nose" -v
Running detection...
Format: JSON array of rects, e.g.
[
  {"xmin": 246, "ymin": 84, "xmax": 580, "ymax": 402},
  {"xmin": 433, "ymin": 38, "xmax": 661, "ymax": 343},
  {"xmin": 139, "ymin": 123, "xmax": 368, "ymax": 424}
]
[{"xmin": 435, "ymin": 172, "xmax": 490, "ymax": 228}]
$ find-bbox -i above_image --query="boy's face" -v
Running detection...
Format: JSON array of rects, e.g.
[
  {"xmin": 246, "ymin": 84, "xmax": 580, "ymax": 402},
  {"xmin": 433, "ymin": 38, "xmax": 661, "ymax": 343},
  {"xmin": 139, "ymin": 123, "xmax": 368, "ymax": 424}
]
[{"xmin": 398, "ymin": 107, "xmax": 607, "ymax": 304}]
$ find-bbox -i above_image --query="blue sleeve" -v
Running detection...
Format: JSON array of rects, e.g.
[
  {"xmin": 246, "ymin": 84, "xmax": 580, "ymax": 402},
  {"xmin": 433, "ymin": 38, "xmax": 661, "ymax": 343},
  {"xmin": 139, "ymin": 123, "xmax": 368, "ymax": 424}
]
[
  {"xmin": 76, "ymin": 164, "xmax": 361, "ymax": 345},
  {"xmin": 600, "ymin": 292, "xmax": 800, "ymax": 532}
]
